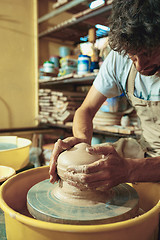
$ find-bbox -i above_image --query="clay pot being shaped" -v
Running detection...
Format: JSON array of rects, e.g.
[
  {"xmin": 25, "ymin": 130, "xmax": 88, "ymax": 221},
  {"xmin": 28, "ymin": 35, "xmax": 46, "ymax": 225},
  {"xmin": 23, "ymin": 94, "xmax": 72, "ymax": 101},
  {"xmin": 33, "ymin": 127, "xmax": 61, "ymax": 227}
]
[
  {"xmin": 27, "ymin": 143, "xmax": 139, "ymax": 224},
  {"xmin": 53, "ymin": 142, "xmax": 113, "ymax": 206}
]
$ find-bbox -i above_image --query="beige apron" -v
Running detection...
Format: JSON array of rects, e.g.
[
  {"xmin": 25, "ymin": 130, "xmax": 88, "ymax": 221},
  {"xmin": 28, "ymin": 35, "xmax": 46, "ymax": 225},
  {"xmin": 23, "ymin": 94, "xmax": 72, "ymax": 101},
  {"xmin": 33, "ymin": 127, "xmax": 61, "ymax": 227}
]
[{"xmin": 126, "ymin": 64, "xmax": 160, "ymax": 157}]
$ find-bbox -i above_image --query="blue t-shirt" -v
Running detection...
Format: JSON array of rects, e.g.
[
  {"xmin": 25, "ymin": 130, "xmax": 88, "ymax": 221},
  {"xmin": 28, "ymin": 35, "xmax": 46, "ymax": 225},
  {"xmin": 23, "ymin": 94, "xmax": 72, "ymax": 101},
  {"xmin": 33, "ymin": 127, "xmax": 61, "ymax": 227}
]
[{"xmin": 93, "ymin": 50, "xmax": 160, "ymax": 101}]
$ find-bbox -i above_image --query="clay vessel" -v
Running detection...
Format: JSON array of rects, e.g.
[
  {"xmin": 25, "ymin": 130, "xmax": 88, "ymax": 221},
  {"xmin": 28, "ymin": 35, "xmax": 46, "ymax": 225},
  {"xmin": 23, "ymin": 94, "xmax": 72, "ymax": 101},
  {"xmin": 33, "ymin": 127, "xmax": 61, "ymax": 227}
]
[{"xmin": 53, "ymin": 142, "xmax": 112, "ymax": 205}]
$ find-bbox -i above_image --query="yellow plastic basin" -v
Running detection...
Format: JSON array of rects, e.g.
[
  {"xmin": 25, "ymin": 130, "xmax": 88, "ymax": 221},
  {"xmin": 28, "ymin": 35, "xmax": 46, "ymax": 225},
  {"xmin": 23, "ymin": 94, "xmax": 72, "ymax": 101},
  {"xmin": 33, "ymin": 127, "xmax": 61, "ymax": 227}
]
[
  {"xmin": 0, "ymin": 136, "xmax": 31, "ymax": 170},
  {"xmin": 0, "ymin": 166, "xmax": 160, "ymax": 240}
]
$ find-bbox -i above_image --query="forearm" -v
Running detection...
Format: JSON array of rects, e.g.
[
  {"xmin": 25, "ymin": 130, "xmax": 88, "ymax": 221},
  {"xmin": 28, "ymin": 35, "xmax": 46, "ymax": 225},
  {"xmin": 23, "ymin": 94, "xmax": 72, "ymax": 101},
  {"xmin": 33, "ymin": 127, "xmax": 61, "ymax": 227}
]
[
  {"xmin": 72, "ymin": 85, "xmax": 107, "ymax": 145},
  {"xmin": 127, "ymin": 156, "xmax": 160, "ymax": 183},
  {"xmin": 73, "ymin": 107, "xmax": 93, "ymax": 144}
]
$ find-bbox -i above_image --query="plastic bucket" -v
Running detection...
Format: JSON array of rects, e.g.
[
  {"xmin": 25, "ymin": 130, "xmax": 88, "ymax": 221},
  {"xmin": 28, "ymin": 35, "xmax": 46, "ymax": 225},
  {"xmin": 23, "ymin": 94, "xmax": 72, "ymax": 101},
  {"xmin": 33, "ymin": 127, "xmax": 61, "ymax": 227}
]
[
  {"xmin": 0, "ymin": 136, "xmax": 31, "ymax": 170},
  {"xmin": 0, "ymin": 166, "xmax": 160, "ymax": 240}
]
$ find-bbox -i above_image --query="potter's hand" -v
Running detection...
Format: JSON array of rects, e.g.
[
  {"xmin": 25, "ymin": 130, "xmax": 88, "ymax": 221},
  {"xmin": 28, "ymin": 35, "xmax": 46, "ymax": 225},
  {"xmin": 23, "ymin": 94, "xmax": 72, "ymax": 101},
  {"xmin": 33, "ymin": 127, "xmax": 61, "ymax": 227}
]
[
  {"xmin": 49, "ymin": 137, "xmax": 87, "ymax": 184},
  {"xmin": 64, "ymin": 145, "xmax": 129, "ymax": 190}
]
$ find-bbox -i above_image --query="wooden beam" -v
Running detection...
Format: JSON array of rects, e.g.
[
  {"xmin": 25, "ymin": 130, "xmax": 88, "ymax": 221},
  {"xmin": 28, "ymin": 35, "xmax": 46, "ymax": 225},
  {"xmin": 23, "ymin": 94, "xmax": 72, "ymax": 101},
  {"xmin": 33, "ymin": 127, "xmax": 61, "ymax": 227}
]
[{"xmin": 38, "ymin": 0, "xmax": 88, "ymax": 24}]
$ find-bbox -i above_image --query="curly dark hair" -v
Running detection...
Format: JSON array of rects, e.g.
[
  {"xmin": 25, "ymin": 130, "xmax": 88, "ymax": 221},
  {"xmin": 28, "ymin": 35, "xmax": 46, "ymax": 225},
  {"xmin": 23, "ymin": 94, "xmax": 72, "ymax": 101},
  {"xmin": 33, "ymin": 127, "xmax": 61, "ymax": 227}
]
[{"xmin": 108, "ymin": 0, "xmax": 160, "ymax": 55}]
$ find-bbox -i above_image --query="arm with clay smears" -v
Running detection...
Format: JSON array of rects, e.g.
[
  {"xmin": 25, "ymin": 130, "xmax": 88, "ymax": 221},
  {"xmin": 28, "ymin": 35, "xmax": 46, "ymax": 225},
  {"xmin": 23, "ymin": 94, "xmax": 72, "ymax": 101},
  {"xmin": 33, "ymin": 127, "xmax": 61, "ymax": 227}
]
[
  {"xmin": 64, "ymin": 145, "xmax": 160, "ymax": 190},
  {"xmin": 72, "ymin": 85, "xmax": 107, "ymax": 144},
  {"xmin": 49, "ymin": 85, "xmax": 107, "ymax": 183}
]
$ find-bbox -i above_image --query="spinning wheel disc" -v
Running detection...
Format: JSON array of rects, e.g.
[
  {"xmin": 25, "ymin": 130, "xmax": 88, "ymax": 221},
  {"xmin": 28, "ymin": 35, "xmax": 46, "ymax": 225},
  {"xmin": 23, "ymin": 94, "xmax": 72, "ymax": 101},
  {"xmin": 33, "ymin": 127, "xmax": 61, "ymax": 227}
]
[{"xmin": 27, "ymin": 179, "xmax": 139, "ymax": 225}]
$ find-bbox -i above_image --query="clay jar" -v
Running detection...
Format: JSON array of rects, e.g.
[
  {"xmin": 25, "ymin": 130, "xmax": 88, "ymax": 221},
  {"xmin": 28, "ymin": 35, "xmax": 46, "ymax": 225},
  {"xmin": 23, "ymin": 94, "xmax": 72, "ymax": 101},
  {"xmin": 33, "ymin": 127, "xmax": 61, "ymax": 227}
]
[{"xmin": 52, "ymin": 142, "xmax": 113, "ymax": 206}]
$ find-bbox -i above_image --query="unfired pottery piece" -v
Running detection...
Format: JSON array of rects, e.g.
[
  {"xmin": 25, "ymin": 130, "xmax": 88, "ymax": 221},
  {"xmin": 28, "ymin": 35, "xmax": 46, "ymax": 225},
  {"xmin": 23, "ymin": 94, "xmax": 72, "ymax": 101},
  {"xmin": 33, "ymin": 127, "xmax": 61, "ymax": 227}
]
[
  {"xmin": 55, "ymin": 142, "xmax": 111, "ymax": 205},
  {"xmin": 57, "ymin": 142, "xmax": 102, "ymax": 180},
  {"xmin": 27, "ymin": 143, "xmax": 139, "ymax": 225}
]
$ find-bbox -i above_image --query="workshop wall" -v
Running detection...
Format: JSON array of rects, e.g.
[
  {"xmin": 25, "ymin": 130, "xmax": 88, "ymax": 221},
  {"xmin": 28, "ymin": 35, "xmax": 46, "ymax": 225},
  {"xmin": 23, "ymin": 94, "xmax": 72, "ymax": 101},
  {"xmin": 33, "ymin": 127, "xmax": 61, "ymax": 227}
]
[{"xmin": 0, "ymin": 0, "xmax": 38, "ymax": 129}]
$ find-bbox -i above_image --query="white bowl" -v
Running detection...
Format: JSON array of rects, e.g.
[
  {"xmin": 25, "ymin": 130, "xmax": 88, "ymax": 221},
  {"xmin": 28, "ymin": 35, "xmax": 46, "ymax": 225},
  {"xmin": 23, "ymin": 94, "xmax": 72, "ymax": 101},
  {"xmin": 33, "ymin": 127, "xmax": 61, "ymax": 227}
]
[{"xmin": 0, "ymin": 165, "xmax": 16, "ymax": 183}]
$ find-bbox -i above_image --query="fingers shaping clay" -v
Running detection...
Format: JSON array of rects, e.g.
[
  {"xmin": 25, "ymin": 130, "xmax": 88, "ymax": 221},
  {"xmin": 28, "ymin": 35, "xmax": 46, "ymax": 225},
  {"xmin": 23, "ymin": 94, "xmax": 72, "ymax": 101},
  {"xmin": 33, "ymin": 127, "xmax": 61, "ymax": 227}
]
[{"xmin": 54, "ymin": 142, "xmax": 111, "ymax": 205}]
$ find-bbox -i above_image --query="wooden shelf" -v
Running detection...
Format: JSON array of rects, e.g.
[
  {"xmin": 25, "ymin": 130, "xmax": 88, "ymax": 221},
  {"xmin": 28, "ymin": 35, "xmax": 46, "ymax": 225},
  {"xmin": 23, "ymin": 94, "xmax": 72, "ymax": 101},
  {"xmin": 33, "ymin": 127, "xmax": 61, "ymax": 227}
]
[
  {"xmin": 37, "ymin": 1, "xmax": 137, "ymax": 139},
  {"xmin": 39, "ymin": 73, "xmax": 97, "ymax": 86},
  {"xmin": 38, "ymin": 74, "xmax": 140, "ymax": 138},
  {"xmin": 38, "ymin": 2, "xmax": 112, "ymax": 43},
  {"xmin": 0, "ymin": 124, "xmax": 138, "ymax": 138},
  {"xmin": 39, "ymin": 123, "xmax": 138, "ymax": 138},
  {"xmin": 38, "ymin": 0, "xmax": 93, "ymax": 24}
]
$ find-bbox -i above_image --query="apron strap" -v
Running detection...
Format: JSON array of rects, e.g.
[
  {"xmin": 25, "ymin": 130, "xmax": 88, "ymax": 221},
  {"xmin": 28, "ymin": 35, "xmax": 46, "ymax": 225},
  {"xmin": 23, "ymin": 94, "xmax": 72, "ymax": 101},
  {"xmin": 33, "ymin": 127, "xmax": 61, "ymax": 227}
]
[{"xmin": 126, "ymin": 63, "xmax": 137, "ymax": 95}]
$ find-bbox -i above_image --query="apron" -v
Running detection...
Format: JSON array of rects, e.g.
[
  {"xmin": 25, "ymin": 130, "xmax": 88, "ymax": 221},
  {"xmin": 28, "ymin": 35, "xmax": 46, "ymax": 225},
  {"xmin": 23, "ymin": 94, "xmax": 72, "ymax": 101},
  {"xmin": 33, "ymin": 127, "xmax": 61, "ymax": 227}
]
[{"xmin": 126, "ymin": 64, "xmax": 160, "ymax": 157}]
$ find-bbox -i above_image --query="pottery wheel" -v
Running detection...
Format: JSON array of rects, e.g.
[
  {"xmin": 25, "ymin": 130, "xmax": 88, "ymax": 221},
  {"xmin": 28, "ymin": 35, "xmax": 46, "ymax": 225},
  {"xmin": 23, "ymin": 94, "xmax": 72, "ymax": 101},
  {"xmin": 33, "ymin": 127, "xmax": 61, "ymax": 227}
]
[{"xmin": 27, "ymin": 179, "xmax": 139, "ymax": 225}]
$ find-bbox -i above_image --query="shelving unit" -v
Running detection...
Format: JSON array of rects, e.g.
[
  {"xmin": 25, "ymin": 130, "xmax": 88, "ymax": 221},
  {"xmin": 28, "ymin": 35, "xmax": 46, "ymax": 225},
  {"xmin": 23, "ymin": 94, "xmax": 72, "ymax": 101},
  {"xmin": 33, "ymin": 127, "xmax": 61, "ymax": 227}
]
[
  {"xmin": 38, "ymin": 0, "xmax": 139, "ymax": 139},
  {"xmin": 38, "ymin": 72, "xmax": 140, "ymax": 138},
  {"xmin": 38, "ymin": 0, "xmax": 112, "ymax": 43}
]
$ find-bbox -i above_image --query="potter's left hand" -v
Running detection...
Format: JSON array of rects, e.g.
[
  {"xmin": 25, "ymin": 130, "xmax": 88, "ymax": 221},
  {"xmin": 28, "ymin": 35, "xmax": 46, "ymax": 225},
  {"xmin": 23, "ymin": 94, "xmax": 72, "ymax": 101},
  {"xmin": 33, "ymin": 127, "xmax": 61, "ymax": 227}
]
[
  {"xmin": 49, "ymin": 137, "xmax": 88, "ymax": 184},
  {"xmin": 64, "ymin": 145, "xmax": 129, "ymax": 190}
]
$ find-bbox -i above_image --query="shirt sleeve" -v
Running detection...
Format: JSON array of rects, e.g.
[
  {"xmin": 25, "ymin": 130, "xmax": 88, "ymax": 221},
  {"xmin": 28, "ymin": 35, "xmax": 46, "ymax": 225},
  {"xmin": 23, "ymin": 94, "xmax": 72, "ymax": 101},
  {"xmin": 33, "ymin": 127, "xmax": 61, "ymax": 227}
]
[{"xmin": 93, "ymin": 50, "xmax": 124, "ymax": 98}]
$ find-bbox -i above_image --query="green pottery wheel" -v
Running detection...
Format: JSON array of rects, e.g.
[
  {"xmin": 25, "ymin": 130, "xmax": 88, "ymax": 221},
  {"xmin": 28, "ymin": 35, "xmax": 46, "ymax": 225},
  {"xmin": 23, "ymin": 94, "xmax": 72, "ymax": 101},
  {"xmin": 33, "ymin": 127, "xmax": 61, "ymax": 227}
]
[{"xmin": 27, "ymin": 179, "xmax": 139, "ymax": 225}]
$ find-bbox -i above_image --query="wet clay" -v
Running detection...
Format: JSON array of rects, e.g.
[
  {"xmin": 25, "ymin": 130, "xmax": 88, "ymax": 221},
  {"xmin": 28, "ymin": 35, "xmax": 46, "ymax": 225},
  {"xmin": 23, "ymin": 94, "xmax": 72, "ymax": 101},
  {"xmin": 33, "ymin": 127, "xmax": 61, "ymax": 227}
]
[{"xmin": 53, "ymin": 142, "xmax": 113, "ymax": 205}]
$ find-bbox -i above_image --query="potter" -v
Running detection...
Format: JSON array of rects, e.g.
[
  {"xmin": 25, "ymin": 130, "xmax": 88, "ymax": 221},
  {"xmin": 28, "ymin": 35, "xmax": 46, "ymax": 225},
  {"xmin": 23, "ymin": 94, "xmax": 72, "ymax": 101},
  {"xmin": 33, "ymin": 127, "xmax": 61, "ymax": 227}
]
[{"xmin": 50, "ymin": 0, "xmax": 160, "ymax": 191}]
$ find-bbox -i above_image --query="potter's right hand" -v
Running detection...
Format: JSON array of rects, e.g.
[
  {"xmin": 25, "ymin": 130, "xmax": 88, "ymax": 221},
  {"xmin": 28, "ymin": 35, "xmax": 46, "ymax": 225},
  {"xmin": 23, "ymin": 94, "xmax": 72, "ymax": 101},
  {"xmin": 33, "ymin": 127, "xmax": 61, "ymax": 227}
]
[{"xmin": 49, "ymin": 137, "xmax": 86, "ymax": 184}]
